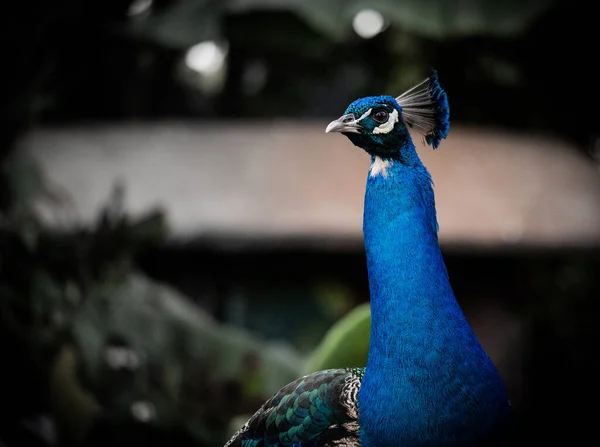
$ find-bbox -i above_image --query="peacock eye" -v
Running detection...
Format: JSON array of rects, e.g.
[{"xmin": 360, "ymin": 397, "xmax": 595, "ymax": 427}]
[{"xmin": 372, "ymin": 109, "xmax": 389, "ymax": 124}]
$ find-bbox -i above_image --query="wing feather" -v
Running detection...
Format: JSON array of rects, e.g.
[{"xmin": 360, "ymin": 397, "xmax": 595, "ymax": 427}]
[{"xmin": 224, "ymin": 368, "xmax": 363, "ymax": 447}]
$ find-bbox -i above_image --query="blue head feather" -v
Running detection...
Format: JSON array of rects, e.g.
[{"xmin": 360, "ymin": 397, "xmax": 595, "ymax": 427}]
[
  {"xmin": 331, "ymin": 70, "xmax": 450, "ymax": 159},
  {"xmin": 342, "ymin": 95, "xmax": 413, "ymax": 159}
]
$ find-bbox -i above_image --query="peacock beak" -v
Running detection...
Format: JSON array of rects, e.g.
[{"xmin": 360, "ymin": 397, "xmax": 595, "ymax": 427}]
[{"xmin": 325, "ymin": 114, "xmax": 362, "ymax": 134}]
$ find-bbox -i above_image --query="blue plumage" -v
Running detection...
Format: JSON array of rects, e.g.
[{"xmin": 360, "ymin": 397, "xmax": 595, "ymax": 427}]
[{"xmin": 224, "ymin": 71, "xmax": 511, "ymax": 447}]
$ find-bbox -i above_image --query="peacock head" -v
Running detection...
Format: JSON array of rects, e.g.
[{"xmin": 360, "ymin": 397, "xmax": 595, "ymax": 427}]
[{"xmin": 325, "ymin": 70, "xmax": 450, "ymax": 157}]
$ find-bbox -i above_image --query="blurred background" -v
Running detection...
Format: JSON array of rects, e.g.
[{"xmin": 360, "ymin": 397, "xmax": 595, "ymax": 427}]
[{"xmin": 1, "ymin": 0, "xmax": 599, "ymax": 446}]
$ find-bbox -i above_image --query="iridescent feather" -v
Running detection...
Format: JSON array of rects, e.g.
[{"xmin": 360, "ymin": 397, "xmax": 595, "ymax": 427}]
[{"xmin": 224, "ymin": 368, "xmax": 364, "ymax": 447}]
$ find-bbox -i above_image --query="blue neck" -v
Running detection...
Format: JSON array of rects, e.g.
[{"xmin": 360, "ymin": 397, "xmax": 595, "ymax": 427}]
[{"xmin": 358, "ymin": 144, "xmax": 510, "ymax": 446}]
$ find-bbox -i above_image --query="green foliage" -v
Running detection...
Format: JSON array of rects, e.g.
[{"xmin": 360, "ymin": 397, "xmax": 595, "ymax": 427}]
[
  {"xmin": 0, "ymin": 163, "xmax": 304, "ymax": 446},
  {"xmin": 69, "ymin": 273, "xmax": 303, "ymax": 445},
  {"xmin": 304, "ymin": 302, "xmax": 370, "ymax": 374}
]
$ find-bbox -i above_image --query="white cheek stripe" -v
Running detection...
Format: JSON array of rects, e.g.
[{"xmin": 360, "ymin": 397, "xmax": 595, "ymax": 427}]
[
  {"xmin": 356, "ymin": 107, "xmax": 372, "ymax": 123},
  {"xmin": 372, "ymin": 108, "xmax": 399, "ymax": 134},
  {"xmin": 370, "ymin": 156, "xmax": 393, "ymax": 178}
]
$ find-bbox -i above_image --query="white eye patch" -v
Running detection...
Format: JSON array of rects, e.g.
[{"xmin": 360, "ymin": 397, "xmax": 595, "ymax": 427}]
[
  {"xmin": 372, "ymin": 109, "xmax": 399, "ymax": 134},
  {"xmin": 356, "ymin": 108, "xmax": 373, "ymax": 123}
]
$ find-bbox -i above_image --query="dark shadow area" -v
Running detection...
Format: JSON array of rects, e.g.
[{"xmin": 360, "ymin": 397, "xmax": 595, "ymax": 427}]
[{"xmin": 1, "ymin": 0, "xmax": 599, "ymax": 446}]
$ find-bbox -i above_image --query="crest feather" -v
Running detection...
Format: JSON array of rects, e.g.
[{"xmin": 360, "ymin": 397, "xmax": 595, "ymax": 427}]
[{"xmin": 396, "ymin": 70, "xmax": 450, "ymax": 149}]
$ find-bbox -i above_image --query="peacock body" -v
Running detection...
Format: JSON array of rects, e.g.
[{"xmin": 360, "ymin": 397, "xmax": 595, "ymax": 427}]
[{"xmin": 224, "ymin": 71, "xmax": 512, "ymax": 447}]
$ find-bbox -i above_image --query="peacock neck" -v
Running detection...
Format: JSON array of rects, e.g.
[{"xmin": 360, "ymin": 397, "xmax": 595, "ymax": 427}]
[
  {"xmin": 362, "ymin": 146, "xmax": 461, "ymax": 371},
  {"xmin": 358, "ymin": 143, "xmax": 510, "ymax": 446}
]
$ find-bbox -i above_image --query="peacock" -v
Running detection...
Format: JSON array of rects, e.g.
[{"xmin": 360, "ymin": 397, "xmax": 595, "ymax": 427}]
[{"xmin": 224, "ymin": 70, "xmax": 512, "ymax": 447}]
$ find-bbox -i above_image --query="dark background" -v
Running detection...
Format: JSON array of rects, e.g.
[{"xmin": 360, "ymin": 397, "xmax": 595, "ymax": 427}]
[{"xmin": 1, "ymin": 1, "xmax": 599, "ymax": 446}]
